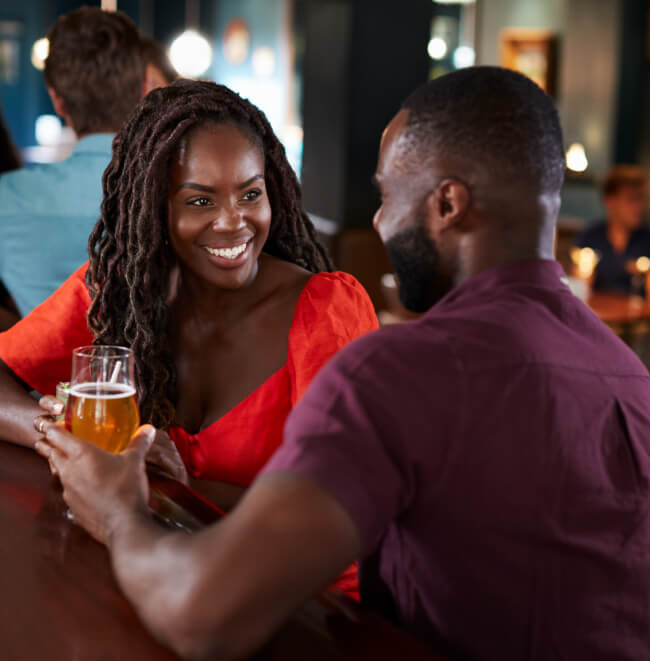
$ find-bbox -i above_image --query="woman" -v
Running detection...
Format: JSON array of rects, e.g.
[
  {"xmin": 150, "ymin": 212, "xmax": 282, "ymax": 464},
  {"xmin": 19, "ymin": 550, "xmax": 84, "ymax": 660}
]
[{"xmin": 0, "ymin": 81, "xmax": 377, "ymax": 597}]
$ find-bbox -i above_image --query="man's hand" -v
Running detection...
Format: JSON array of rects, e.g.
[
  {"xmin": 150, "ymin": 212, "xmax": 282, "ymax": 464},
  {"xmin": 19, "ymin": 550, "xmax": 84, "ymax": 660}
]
[{"xmin": 33, "ymin": 420, "xmax": 155, "ymax": 544}]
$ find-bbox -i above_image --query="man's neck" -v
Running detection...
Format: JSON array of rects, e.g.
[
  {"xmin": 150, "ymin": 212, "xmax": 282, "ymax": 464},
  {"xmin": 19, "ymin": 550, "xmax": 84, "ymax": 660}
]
[{"xmin": 454, "ymin": 222, "xmax": 555, "ymax": 287}]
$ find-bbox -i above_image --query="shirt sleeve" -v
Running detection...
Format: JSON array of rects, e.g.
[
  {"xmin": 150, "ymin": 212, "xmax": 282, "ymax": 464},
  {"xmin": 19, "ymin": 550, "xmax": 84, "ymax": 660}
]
[
  {"xmin": 263, "ymin": 335, "xmax": 413, "ymax": 555},
  {"xmin": 287, "ymin": 271, "xmax": 378, "ymax": 405},
  {"xmin": 0, "ymin": 262, "xmax": 93, "ymax": 395}
]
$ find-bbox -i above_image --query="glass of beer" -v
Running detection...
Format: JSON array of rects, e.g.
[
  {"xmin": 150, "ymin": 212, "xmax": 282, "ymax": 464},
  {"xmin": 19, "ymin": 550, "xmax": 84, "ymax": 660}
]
[{"xmin": 65, "ymin": 346, "xmax": 140, "ymax": 453}]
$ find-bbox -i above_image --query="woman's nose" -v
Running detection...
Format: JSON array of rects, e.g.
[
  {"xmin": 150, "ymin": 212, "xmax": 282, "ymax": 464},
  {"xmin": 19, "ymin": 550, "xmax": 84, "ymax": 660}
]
[{"xmin": 211, "ymin": 207, "xmax": 245, "ymax": 232}]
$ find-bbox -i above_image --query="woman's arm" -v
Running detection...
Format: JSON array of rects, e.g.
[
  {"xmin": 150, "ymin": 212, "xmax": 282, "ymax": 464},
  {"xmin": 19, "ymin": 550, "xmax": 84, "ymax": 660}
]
[{"xmin": 0, "ymin": 360, "xmax": 45, "ymax": 449}]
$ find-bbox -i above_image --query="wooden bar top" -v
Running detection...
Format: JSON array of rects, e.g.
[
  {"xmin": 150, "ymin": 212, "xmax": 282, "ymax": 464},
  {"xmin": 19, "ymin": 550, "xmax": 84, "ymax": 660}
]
[{"xmin": 0, "ymin": 441, "xmax": 442, "ymax": 661}]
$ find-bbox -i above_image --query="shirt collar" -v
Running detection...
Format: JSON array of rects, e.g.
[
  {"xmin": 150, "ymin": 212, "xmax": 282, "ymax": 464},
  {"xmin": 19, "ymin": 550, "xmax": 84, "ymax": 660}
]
[
  {"xmin": 430, "ymin": 258, "xmax": 568, "ymax": 314},
  {"xmin": 71, "ymin": 133, "xmax": 115, "ymax": 156}
]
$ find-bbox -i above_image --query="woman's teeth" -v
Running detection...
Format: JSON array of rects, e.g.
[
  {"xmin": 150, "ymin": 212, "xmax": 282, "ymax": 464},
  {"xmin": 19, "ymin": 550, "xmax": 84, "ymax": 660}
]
[{"xmin": 204, "ymin": 243, "xmax": 248, "ymax": 260}]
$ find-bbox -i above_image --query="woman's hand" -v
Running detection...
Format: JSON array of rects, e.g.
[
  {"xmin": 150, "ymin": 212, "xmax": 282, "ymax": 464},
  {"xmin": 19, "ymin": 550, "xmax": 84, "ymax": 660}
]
[
  {"xmin": 34, "ymin": 395, "xmax": 65, "ymax": 473},
  {"xmin": 145, "ymin": 428, "xmax": 189, "ymax": 485}
]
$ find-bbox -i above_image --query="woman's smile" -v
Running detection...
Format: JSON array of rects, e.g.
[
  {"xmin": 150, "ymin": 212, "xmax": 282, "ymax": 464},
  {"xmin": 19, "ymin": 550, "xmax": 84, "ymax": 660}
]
[{"xmin": 202, "ymin": 240, "xmax": 252, "ymax": 268}]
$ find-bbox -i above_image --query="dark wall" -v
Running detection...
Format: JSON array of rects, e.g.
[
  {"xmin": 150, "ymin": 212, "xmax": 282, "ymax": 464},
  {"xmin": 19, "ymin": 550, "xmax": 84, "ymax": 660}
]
[
  {"xmin": 614, "ymin": 0, "xmax": 647, "ymax": 164},
  {"xmin": 301, "ymin": 0, "xmax": 431, "ymax": 229}
]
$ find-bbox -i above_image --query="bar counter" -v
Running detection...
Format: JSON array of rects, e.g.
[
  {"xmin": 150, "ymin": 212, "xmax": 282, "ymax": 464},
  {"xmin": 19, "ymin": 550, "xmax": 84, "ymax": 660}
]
[{"xmin": 0, "ymin": 441, "xmax": 443, "ymax": 661}]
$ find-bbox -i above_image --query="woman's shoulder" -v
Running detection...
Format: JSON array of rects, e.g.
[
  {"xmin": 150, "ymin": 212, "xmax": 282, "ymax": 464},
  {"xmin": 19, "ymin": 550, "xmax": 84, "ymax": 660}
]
[{"xmin": 291, "ymin": 270, "xmax": 378, "ymax": 342}]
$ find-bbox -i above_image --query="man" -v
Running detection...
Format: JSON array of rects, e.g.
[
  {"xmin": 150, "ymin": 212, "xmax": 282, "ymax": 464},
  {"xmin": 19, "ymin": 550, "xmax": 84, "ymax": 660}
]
[
  {"xmin": 0, "ymin": 7, "xmax": 145, "ymax": 325},
  {"xmin": 36, "ymin": 68, "xmax": 650, "ymax": 660},
  {"xmin": 575, "ymin": 165, "xmax": 650, "ymax": 293}
]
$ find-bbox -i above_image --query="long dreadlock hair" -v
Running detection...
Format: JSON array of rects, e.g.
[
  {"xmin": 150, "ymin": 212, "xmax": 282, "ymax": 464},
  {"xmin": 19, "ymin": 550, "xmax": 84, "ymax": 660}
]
[{"xmin": 87, "ymin": 79, "xmax": 333, "ymax": 429}]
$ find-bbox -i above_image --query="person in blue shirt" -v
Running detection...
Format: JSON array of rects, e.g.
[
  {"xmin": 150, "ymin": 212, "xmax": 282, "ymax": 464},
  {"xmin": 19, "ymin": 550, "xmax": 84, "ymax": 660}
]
[
  {"xmin": 0, "ymin": 7, "xmax": 146, "ymax": 327},
  {"xmin": 575, "ymin": 165, "xmax": 650, "ymax": 294}
]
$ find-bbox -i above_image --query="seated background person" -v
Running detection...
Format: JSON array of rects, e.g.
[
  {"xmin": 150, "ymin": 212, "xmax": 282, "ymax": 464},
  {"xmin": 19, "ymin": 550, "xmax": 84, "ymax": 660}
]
[
  {"xmin": 34, "ymin": 68, "xmax": 650, "ymax": 661},
  {"xmin": 0, "ymin": 7, "xmax": 145, "ymax": 325},
  {"xmin": 575, "ymin": 165, "xmax": 650, "ymax": 293}
]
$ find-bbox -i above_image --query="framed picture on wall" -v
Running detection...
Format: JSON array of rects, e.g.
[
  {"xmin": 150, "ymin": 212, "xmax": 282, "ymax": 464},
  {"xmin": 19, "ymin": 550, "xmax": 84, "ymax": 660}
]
[
  {"xmin": 500, "ymin": 28, "xmax": 557, "ymax": 96},
  {"xmin": 0, "ymin": 21, "xmax": 22, "ymax": 85}
]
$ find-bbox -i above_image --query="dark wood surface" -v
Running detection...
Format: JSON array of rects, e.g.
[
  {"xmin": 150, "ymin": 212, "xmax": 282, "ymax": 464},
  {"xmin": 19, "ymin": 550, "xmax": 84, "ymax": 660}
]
[
  {"xmin": 588, "ymin": 293, "xmax": 650, "ymax": 324},
  {"xmin": 0, "ymin": 440, "xmax": 443, "ymax": 661}
]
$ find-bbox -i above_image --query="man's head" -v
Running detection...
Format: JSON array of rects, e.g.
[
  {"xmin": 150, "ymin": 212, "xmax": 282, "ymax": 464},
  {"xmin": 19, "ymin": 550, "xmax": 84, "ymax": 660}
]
[
  {"xmin": 44, "ymin": 7, "xmax": 145, "ymax": 137},
  {"xmin": 602, "ymin": 165, "xmax": 646, "ymax": 231},
  {"xmin": 373, "ymin": 66, "xmax": 565, "ymax": 312},
  {"xmin": 140, "ymin": 37, "xmax": 177, "ymax": 94}
]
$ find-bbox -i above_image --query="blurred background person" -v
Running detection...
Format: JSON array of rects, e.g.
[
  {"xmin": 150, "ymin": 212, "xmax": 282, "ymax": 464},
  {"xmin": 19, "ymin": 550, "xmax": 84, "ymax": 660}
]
[
  {"xmin": 141, "ymin": 36, "xmax": 177, "ymax": 93},
  {"xmin": 0, "ymin": 7, "xmax": 145, "ymax": 328},
  {"xmin": 574, "ymin": 165, "xmax": 650, "ymax": 294}
]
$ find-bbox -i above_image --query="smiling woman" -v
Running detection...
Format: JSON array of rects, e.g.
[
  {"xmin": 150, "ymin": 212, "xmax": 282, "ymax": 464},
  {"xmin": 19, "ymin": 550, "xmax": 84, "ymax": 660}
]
[{"xmin": 0, "ymin": 80, "xmax": 378, "ymax": 599}]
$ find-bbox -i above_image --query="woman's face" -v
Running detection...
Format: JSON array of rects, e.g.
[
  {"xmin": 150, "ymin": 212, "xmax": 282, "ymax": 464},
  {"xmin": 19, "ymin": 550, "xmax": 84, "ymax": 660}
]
[{"xmin": 167, "ymin": 122, "xmax": 271, "ymax": 291}]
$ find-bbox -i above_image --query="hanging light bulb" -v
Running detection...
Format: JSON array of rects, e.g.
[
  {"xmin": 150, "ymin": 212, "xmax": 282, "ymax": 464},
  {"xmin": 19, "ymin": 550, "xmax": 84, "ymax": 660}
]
[
  {"xmin": 566, "ymin": 143, "xmax": 588, "ymax": 173},
  {"xmin": 169, "ymin": 29, "xmax": 212, "ymax": 78},
  {"xmin": 31, "ymin": 37, "xmax": 49, "ymax": 71}
]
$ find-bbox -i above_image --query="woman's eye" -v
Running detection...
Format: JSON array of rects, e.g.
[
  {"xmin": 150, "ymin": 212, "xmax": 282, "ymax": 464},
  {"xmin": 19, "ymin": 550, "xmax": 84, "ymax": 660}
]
[
  {"xmin": 242, "ymin": 189, "xmax": 262, "ymax": 202},
  {"xmin": 188, "ymin": 197, "xmax": 211, "ymax": 207}
]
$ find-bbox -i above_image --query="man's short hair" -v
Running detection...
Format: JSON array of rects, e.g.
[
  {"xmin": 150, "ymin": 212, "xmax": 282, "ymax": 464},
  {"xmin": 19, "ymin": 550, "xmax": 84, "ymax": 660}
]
[
  {"xmin": 44, "ymin": 7, "xmax": 145, "ymax": 136},
  {"xmin": 602, "ymin": 165, "xmax": 646, "ymax": 197},
  {"xmin": 140, "ymin": 37, "xmax": 177, "ymax": 85},
  {"xmin": 401, "ymin": 66, "xmax": 565, "ymax": 194}
]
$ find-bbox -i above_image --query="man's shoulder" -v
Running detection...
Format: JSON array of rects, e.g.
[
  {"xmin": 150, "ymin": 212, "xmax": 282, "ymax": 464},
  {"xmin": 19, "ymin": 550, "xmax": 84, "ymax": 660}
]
[
  {"xmin": 0, "ymin": 154, "xmax": 106, "ymax": 217},
  {"xmin": 325, "ymin": 316, "xmax": 456, "ymax": 383}
]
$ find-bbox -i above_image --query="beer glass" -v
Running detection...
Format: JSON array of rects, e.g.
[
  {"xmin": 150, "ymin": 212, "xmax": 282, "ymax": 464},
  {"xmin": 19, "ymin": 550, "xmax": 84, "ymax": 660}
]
[{"xmin": 65, "ymin": 346, "xmax": 140, "ymax": 453}]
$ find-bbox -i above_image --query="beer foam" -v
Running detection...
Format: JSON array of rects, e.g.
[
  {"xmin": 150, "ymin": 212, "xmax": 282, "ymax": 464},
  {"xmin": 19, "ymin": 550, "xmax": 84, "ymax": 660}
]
[{"xmin": 69, "ymin": 383, "xmax": 136, "ymax": 399}]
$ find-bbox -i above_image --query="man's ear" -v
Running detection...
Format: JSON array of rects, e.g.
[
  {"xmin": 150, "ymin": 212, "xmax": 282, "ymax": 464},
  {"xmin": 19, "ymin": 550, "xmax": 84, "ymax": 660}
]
[
  {"xmin": 142, "ymin": 64, "xmax": 166, "ymax": 97},
  {"xmin": 47, "ymin": 86, "xmax": 71, "ymax": 127},
  {"xmin": 424, "ymin": 179, "xmax": 471, "ymax": 238}
]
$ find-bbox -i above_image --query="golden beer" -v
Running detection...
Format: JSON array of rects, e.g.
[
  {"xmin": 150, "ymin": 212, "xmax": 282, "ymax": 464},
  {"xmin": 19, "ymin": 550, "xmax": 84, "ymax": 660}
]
[{"xmin": 65, "ymin": 382, "xmax": 140, "ymax": 453}]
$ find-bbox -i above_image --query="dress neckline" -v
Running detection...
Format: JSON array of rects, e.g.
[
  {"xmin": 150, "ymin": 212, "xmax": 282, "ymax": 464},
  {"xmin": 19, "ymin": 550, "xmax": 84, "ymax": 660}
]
[{"xmin": 170, "ymin": 272, "xmax": 321, "ymax": 436}]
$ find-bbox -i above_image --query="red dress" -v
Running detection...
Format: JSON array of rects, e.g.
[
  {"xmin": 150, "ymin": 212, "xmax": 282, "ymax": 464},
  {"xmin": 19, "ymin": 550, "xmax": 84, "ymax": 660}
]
[{"xmin": 0, "ymin": 262, "xmax": 378, "ymax": 598}]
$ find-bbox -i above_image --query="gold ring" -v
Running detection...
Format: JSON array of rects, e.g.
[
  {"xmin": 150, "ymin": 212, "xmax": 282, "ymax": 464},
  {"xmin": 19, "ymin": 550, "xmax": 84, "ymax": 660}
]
[{"xmin": 38, "ymin": 418, "xmax": 46, "ymax": 434}]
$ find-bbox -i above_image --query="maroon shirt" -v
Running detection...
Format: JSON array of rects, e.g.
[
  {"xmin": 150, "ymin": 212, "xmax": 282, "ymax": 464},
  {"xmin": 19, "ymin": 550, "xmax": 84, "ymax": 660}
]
[{"xmin": 263, "ymin": 259, "xmax": 650, "ymax": 660}]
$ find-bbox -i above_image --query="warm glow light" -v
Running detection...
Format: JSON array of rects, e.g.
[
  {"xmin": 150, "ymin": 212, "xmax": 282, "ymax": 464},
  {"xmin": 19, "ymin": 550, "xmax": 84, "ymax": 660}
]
[
  {"xmin": 35, "ymin": 114, "xmax": 62, "ymax": 146},
  {"xmin": 636, "ymin": 256, "xmax": 650, "ymax": 273},
  {"xmin": 427, "ymin": 37, "xmax": 448, "ymax": 60},
  {"xmin": 31, "ymin": 37, "xmax": 49, "ymax": 71},
  {"xmin": 570, "ymin": 247, "xmax": 599, "ymax": 279},
  {"xmin": 169, "ymin": 30, "xmax": 212, "ymax": 78},
  {"xmin": 252, "ymin": 47, "xmax": 276, "ymax": 77},
  {"xmin": 566, "ymin": 143, "xmax": 588, "ymax": 173},
  {"xmin": 453, "ymin": 45, "xmax": 475, "ymax": 69}
]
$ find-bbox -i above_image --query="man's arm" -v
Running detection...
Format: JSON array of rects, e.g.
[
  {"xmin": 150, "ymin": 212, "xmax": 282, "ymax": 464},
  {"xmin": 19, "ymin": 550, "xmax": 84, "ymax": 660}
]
[
  {"xmin": 112, "ymin": 473, "xmax": 360, "ymax": 660},
  {"xmin": 37, "ymin": 423, "xmax": 361, "ymax": 661}
]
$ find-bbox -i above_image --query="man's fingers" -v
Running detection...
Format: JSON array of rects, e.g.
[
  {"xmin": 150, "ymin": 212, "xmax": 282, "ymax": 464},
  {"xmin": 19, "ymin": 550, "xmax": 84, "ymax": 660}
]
[
  {"xmin": 123, "ymin": 425, "xmax": 156, "ymax": 463},
  {"xmin": 41, "ymin": 420, "xmax": 87, "ymax": 458},
  {"xmin": 39, "ymin": 395, "xmax": 64, "ymax": 417}
]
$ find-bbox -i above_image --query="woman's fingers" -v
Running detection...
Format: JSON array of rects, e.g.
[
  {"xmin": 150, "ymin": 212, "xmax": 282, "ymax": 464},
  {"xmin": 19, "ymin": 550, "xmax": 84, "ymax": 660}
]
[{"xmin": 39, "ymin": 395, "xmax": 64, "ymax": 417}]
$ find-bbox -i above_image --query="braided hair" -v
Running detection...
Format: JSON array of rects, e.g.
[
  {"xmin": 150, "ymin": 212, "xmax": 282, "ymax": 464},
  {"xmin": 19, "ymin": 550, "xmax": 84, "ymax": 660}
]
[{"xmin": 87, "ymin": 79, "xmax": 333, "ymax": 429}]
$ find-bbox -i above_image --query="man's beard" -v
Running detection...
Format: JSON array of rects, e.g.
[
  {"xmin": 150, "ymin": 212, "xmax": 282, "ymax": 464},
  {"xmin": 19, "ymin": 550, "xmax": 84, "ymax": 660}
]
[{"xmin": 384, "ymin": 220, "xmax": 454, "ymax": 313}]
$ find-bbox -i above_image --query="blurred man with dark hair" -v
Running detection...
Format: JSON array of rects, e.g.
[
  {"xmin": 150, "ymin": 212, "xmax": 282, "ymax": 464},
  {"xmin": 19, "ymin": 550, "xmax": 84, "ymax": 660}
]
[
  {"xmin": 575, "ymin": 165, "xmax": 650, "ymax": 293},
  {"xmin": 0, "ymin": 7, "xmax": 145, "ymax": 326},
  {"xmin": 38, "ymin": 67, "xmax": 650, "ymax": 661},
  {"xmin": 140, "ymin": 36, "xmax": 177, "ymax": 91}
]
